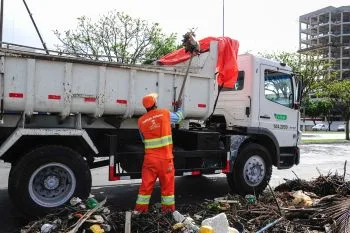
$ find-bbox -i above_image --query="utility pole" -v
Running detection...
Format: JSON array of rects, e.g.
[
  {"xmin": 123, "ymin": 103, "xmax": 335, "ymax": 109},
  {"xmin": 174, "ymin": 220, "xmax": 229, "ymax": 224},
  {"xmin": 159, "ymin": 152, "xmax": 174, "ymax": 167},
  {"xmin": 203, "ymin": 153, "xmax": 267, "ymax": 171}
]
[
  {"xmin": 0, "ymin": 0, "xmax": 4, "ymax": 45},
  {"xmin": 222, "ymin": 0, "xmax": 225, "ymax": 36}
]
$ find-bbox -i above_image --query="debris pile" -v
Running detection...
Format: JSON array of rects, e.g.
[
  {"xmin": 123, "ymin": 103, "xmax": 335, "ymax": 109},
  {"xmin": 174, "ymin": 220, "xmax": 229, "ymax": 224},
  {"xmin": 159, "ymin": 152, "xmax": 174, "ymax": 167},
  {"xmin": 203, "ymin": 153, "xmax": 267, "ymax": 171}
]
[
  {"xmin": 275, "ymin": 170, "xmax": 350, "ymax": 196},
  {"xmin": 20, "ymin": 196, "xmax": 114, "ymax": 233},
  {"xmin": 20, "ymin": 168, "xmax": 350, "ymax": 233}
]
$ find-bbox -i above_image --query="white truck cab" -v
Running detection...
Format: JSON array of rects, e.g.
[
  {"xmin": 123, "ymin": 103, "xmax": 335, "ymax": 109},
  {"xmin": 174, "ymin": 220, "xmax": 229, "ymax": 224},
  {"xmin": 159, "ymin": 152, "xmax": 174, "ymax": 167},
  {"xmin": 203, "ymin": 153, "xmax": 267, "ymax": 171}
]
[{"xmin": 213, "ymin": 53, "xmax": 300, "ymax": 169}]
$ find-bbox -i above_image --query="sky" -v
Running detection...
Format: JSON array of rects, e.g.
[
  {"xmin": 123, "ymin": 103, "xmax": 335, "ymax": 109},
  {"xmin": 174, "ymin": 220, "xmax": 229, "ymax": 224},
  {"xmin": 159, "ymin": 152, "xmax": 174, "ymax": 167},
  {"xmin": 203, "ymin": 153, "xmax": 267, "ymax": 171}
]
[{"xmin": 2, "ymin": 0, "xmax": 350, "ymax": 55}]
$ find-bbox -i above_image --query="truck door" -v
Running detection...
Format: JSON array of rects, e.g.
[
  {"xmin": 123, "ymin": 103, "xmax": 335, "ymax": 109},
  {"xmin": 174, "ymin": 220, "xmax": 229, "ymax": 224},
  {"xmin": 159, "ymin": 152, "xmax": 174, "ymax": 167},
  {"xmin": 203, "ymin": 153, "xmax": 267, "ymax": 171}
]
[{"xmin": 259, "ymin": 65, "xmax": 298, "ymax": 147}]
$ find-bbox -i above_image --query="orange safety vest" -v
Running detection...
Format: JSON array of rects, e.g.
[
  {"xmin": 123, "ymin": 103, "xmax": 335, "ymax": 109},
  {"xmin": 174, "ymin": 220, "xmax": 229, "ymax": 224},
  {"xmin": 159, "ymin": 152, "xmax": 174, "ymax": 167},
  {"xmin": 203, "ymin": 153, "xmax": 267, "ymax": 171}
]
[{"xmin": 138, "ymin": 109, "xmax": 173, "ymax": 159}]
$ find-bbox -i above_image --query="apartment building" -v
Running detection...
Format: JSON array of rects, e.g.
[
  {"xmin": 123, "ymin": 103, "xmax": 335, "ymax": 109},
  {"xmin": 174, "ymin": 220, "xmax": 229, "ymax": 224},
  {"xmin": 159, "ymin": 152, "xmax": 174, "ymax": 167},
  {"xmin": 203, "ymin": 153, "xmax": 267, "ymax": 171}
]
[{"xmin": 299, "ymin": 6, "xmax": 350, "ymax": 79}]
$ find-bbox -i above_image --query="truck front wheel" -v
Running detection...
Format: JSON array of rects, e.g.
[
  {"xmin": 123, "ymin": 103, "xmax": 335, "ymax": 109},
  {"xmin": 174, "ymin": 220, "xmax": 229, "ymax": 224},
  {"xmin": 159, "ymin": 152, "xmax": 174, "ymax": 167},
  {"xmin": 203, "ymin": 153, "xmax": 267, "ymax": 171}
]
[
  {"xmin": 8, "ymin": 145, "xmax": 92, "ymax": 216},
  {"xmin": 226, "ymin": 143, "xmax": 272, "ymax": 195}
]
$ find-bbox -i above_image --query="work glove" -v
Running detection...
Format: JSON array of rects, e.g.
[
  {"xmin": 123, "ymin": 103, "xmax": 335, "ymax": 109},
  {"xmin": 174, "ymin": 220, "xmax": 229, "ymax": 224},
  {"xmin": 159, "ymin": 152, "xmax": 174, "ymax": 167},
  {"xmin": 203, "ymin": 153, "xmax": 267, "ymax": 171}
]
[{"xmin": 174, "ymin": 99, "xmax": 182, "ymax": 111}]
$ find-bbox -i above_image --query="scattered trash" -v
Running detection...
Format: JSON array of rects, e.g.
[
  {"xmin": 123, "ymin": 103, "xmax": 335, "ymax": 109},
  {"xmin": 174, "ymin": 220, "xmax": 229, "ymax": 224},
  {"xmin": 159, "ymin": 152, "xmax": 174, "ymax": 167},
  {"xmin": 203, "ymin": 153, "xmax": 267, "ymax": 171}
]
[
  {"xmin": 102, "ymin": 207, "xmax": 111, "ymax": 215},
  {"xmin": 20, "ymin": 165, "xmax": 350, "ymax": 233},
  {"xmin": 244, "ymin": 194, "xmax": 256, "ymax": 205},
  {"xmin": 255, "ymin": 217, "xmax": 283, "ymax": 233},
  {"xmin": 74, "ymin": 213, "xmax": 84, "ymax": 219},
  {"xmin": 291, "ymin": 190, "xmax": 313, "ymax": 207},
  {"xmin": 214, "ymin": 196, "xmax": 239, "ymax": 204},
  {"xmin": 20, "ymin": 196, "xmax": 110, "ymax": 233},
  {"xmin": 172, "ymin": 222, "xmax": 185, "ymax": 231},
  {"xmin": 86, "ymin": 197, "xmax": 99, "ymax": 209},
  {"xmin": 69, "ymin": 197, "xmax": 82, "ymax": 206},
  {"xmin": 173, "ymin": 210, "xmax": 200, "ymax": 232},
  {"xmin": 101, "ymin": 224, "xmax": 112, "ymax": 232},
  {"xmin": 89, "ymin": 224, "xmax": 104, "ymax": 233},
  {"xmin": 68, "ymin": 198, "xmax": 107, "ymax": 233},
  {"xmin": 40, "ymin": 223, "xmax": 56, "ymax": 233},
  {"xmin": 201, "ymin": 213, "xmax": 229, "ymax": 233},
  {"xmin": 86, "ymin": 215, "xmax": 105, "ymax": 224},
  {"xmin": 199, "ymin": 225, "xmax": 213, "ymax": 233}
]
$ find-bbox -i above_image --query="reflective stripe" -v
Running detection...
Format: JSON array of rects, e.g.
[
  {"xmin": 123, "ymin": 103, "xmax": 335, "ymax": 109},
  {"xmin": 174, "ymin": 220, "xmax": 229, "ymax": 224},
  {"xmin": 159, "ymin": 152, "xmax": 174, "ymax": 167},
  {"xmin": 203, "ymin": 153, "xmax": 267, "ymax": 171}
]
[
  {"xmin": 161, "ymin": 195, "xmax": 175, "ymax": 206},
  {"xmin": 175, "ymin": 112, "xmax": 184, "ymax": 123},
  {"xmin": 136, "ymin": 194, "xmax": 151, "ymax": 205},
  {"xmin": 144, "ymin": 135, "xmax": 173, "ymax": 149}
]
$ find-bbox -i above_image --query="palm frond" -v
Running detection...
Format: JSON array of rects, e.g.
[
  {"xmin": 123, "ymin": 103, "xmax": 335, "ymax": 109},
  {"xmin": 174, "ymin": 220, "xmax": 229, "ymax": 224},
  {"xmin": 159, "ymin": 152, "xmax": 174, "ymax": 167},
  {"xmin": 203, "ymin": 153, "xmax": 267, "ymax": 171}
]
[{"xmin": 323, "ymin": 198, "xmax": 350, "ymax": 233}]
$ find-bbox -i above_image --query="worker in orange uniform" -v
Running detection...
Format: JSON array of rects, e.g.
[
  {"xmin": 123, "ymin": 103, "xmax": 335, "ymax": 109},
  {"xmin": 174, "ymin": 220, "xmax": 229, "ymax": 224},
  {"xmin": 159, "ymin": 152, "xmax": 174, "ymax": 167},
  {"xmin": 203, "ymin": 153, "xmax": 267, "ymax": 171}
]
[{"xmin": 134, "ymin": 93, "xmax": 183, "ymax": 214}]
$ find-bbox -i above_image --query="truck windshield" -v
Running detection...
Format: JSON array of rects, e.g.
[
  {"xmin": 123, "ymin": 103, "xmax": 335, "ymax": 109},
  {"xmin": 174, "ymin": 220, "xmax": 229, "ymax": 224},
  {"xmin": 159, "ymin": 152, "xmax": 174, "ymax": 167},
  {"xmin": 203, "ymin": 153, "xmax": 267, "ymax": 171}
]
[{"xmin": 264, "ymin": 70, "xmax": 293, "ymax": 108}]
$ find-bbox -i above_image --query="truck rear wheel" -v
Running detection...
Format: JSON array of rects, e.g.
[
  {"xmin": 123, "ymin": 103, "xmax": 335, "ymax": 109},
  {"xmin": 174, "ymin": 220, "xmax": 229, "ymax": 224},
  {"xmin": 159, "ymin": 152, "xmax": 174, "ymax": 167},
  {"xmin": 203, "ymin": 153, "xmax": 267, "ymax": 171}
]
[
  {"xmin": 226, "ymin": 143, "xmax": 272, "ymax": 195},
  {"xmin": 8, "ymin": 145, "xmax": 92, "ymax": 216}
]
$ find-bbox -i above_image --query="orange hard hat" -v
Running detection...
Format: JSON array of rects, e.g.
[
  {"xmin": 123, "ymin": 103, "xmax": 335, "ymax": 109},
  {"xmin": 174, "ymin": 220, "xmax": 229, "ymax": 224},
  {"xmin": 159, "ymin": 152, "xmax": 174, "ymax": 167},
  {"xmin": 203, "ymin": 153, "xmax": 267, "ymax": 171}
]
[{"xmin": 142, "ymin": 93, "xmax": 158, "ymax": 109}]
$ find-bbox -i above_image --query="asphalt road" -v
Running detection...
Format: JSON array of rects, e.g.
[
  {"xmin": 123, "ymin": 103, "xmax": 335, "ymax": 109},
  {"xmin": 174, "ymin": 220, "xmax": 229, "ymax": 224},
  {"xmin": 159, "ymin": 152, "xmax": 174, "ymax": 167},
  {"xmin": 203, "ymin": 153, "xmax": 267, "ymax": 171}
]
[{"xmin": 0, "ymin": 142, "xmax": 349, "ymax": 232}]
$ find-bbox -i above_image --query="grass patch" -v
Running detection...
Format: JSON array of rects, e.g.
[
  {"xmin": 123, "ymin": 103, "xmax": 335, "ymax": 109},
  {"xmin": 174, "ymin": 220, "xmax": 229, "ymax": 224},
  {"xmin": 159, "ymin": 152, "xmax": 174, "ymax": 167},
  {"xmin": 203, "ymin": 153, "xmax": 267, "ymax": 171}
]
[{"xmin": 301, "ymin": 139, "xmax": 350, "ymax": 144}]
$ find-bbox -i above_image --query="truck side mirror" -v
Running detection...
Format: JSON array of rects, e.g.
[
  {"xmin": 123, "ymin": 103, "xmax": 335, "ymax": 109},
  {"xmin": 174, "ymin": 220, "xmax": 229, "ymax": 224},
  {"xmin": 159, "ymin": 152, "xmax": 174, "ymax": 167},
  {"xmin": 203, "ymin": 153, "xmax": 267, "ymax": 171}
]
[
  {"xmin": 291, "ymin": 74, "xmax": 303, "ymax": 110},
  {"xmin": 297, "ymin": 79, "xmax": 303, "ymax": 103},
  {"xmin": 294, "ymin": 74, "xmax": 303, "ymax": 110}
]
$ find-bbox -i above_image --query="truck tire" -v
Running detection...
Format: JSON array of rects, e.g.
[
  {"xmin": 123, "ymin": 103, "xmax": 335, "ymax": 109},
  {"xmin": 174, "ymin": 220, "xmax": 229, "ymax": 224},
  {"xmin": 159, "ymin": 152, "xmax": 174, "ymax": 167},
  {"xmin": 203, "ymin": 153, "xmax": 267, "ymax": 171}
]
[
  {"xmin": 226, "ymin": 143, "xmax": 272, "ymax": 195},
  {"xmin": 8, "ymin": 145, "xmax": 92, "ymax": 216}
]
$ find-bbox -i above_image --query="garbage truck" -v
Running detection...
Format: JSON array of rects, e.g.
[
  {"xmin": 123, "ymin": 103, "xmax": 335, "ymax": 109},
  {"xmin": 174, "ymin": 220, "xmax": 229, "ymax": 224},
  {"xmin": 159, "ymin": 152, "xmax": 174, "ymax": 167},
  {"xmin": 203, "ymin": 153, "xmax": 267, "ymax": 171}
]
[{"xmin": 0, "ymin": 40, "xmax": 301, "ymax": 215}]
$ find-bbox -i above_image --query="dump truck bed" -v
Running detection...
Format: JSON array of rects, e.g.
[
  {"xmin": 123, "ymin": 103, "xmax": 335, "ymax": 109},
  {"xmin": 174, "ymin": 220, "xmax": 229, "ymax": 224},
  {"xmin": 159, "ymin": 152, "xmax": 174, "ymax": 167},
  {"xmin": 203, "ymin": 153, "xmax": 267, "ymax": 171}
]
[{"xmin": 0, "ymin": 41, "xmax": 218, "ymax": 120}]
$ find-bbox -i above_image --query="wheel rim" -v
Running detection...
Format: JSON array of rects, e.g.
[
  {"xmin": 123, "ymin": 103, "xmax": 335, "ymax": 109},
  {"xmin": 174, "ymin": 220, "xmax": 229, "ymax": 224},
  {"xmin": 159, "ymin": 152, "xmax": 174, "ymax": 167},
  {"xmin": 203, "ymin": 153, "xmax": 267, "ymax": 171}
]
[
  {"xmin": 243, "ymin": 155, "xmax": 266, "ymax": 187},
  {"xmin": 28, "ymin": 163, "xmax": 76, "ymax": 208}
]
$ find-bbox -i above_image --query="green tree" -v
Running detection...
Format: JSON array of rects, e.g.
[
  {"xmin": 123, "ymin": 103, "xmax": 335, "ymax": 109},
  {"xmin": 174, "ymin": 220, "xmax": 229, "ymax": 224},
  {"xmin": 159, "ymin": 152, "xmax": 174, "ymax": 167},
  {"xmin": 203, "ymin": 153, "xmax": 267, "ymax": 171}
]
[
  {"xmin": 304, "ymin": 98, "xmax": 322, "ymax": 125},
  {"xmin": 259, "ymin": 51, "xmax": 336, "ymax": 102},
  {"xmin": 323, "ymin": 80, "xmax": 350, "ymax": 140},
  {"xmin": 304, "ymin": 98, "xmax": 333, "ymax": 129},
  {"xmin": 143, "ymin": 36, "xmax": 180, "ymax": 64},
  {"xmin": 318, "ymin": 98, "xmax": 334, "ymax": 131},
  {"xmin": 54, "ymin": 11, "xmax": 177, "ymax": 64}
]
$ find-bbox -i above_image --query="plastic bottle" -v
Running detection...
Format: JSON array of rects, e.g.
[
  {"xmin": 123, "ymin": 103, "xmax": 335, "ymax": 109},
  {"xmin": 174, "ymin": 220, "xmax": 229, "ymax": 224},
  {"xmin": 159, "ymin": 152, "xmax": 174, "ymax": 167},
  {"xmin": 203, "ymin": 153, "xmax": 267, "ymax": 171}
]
[
  {"xmin": 245, "ymin": 194, "xmax": 256, "ymax": 204},
  {"xmin": 201, "ymin": 213, "xmax": 229, "ymax": 233},
  {"xmin": 40, "ymin": 224, "xmax": 56, "ymax": 233},
  {"xmin": 86, "ymin": 197, "xmax": 99, "ymax": 209},
  {"xmin": 173, "ymin": 211, "xmax": 200, "ymax": 232},
  {"xmin": 89, "ymin": 224, "xmax": 105, "ymax": 233},
  {"xmin": 70, "ymin": 197, "xmax": 82, "ymax": 206}
]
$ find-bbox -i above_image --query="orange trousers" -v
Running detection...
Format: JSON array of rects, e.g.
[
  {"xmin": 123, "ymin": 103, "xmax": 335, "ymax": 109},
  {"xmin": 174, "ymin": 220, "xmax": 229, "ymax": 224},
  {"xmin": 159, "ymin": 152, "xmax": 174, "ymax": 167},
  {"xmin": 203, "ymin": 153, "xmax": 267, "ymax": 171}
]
[{"xmin": 135, "ymin": 155, "xmax": 175, "ymax": 213}]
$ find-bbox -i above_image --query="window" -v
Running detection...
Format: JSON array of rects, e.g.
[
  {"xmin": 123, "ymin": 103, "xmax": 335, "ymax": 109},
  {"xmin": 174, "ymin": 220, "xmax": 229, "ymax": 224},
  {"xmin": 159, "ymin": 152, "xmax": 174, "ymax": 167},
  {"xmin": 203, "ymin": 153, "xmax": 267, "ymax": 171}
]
[
  {"xmin": 222, "ymin": 71, "xmax": 245, "ymax": 91},
  {"xmin": 264, "ymin": 70, "xmax": 293, "ymax": 108}
]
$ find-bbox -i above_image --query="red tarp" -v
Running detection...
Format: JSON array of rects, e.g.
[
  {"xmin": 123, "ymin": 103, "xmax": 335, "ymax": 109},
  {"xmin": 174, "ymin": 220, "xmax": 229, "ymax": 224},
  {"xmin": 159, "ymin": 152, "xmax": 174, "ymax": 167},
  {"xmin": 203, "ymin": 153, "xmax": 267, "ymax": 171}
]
[{"xmin": 157, "ymin": 37, "xmax": 239, "ymax": 88}]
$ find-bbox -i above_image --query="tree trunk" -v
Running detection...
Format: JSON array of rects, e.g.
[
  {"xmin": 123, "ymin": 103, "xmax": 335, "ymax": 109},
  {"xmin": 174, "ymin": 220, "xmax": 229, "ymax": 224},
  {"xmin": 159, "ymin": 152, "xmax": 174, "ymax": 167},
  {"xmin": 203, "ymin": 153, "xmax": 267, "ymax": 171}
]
[{"xmin": 327, "ymin": 121, "xmax": 332, "ymax": 131}]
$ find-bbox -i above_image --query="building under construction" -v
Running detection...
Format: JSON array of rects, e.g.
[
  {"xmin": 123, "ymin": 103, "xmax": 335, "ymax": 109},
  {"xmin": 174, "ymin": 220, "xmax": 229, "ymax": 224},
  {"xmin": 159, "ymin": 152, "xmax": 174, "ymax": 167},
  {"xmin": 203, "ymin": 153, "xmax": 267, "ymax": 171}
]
[{"xmin": 299, "ymin": 6, "xmax": 350, "ymax": 79}]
